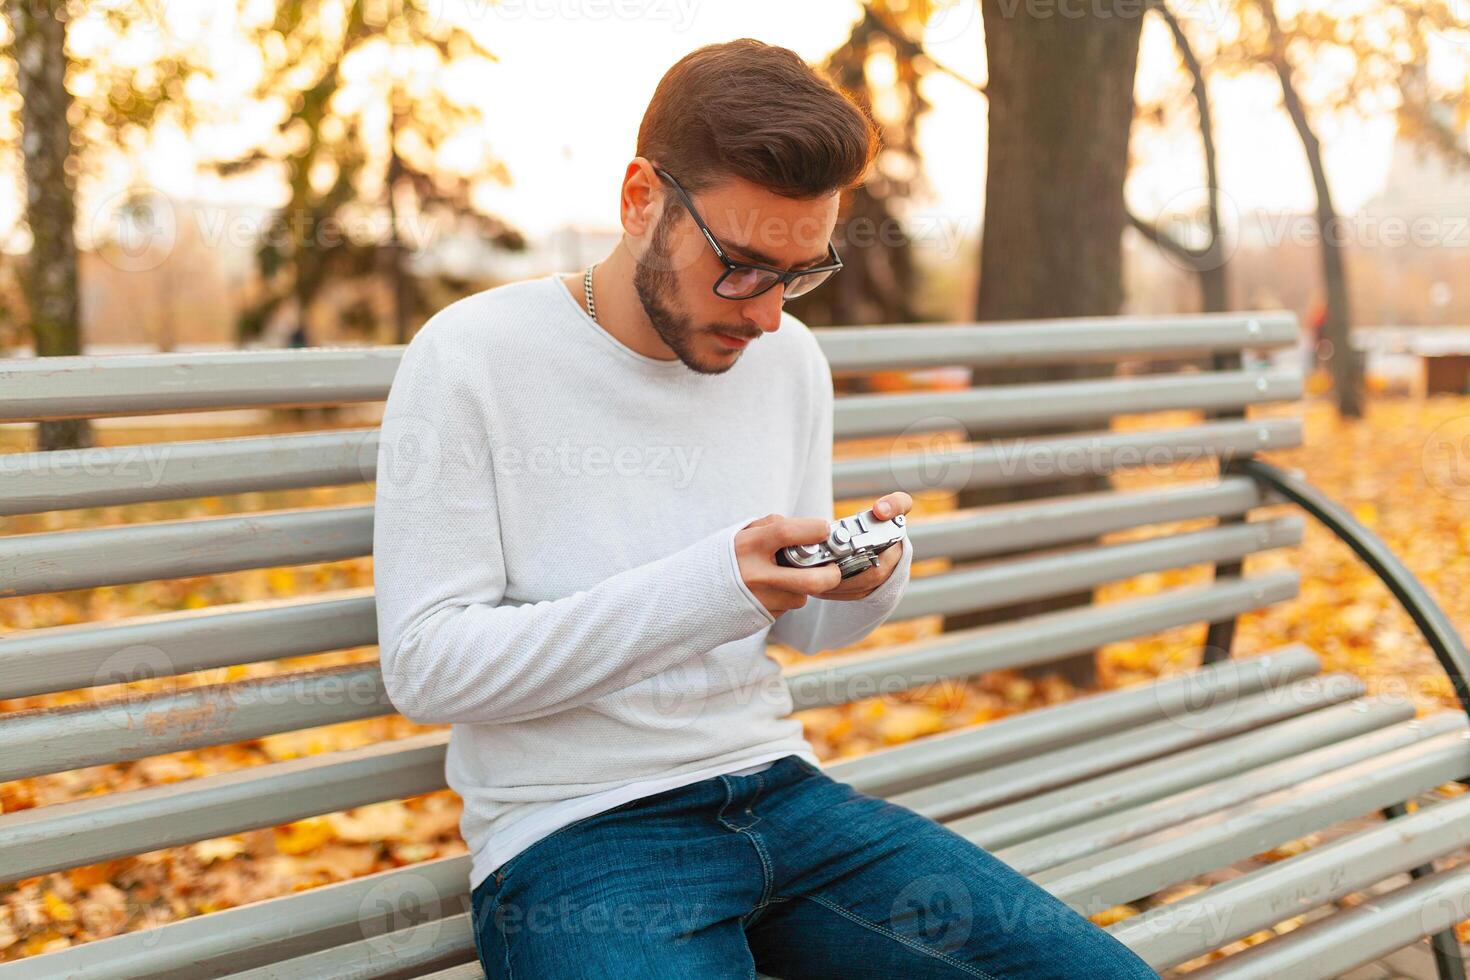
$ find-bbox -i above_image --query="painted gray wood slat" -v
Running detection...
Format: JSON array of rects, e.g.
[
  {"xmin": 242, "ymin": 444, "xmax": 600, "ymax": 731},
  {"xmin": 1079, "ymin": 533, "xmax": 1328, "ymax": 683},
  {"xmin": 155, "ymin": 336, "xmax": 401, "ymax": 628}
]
[
  {"xmin": 19, "ymin": 664, "xmax": 1460, "ymax": 980},
  {"xmin": 2, "ymin": 477, "xmax": 1270, "ymax": 600},
  {"xmin": 833, "ymin": 419, "xmax": 1303, "ymax": 497},
  {"xmin": 1184, "ymin": 857, "xmax": 1470, "ymax": 979},
  {"xmin": 1031, "ymin": 728, "xmax": 1470, "ymax": 915},
  {"xmin": 953, "ymin": 703, "xmax": 1456, "ymax": 851},
  {"xmin": 0, "ymin": 854, "xmax": 475, "ymax": 978},
  {"xmin": 787, "ymin": 572, "xmax": 1301, "ymax": 710},
  {"xmin": 0, "ymin": 428, "xmax": 380, "ymax": 516},
  {"xmin": 905, "ymin": 476, "xmax": 1268, "ymax": 562},
  {"xmin": 0, "ymin": 733, "xmax": 451, "ymax": 884},
  {"xmin": 0, "ymin": 418, "xmax": 1298, "ymax": 516},
  {"xmin": 2, "ymin": 506, "xmax": 374, "ymax": 598},
  {"xmin": 0, "ymin": 347, "xmax": 404, "ymax": 421},
  {"xmin": 826, "ymin": 646, "xmax": 1323, "ymax": 797},
  {"xmin": 0, "ymin": 570, "xmax": 1300, "ymax": 780},
  {"xmin": 0, "ymin": 646, "xmax": 1328, "ymax": 887},
  {"xmin": 0, "ymin": 590, "xmax": 377, "ymax": 701},
  {"xmin": 1111, "ymin": 770, "xmax": 1470, "ymax": 972},
  {"xmin": 0, "ymin": 313, "xmax": 1297, "ymax": 422},
  {"xmin": 0, "ymin": 648, "xmax": 1320, "ymax": 883},
  {"xmin": 894, "ymin": 516, "xmax": 1302, "ymax": 621},
  {"xmin": 975, "ymin": 706, "xmax": 1463, "ymax": 870},
  {"xmin": 833, "ymin": 370, "xmax": 1302, "ymax": 439},
  {"xmin": 892, "ymin": 674, "xmax": 1366, "ymax": 822},
  {"xmin": 817, "ymin": 313, "xmax": 1298, "ymax": 371},
  {"xmin": 0, "ymin": 662, "xmax": 394, "ymax": 782}
]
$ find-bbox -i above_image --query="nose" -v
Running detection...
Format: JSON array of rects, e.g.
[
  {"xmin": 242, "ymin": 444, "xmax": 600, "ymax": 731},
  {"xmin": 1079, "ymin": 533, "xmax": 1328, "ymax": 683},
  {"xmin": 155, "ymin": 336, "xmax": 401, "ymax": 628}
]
[{"xmin": 740, "ymin": 285, "xmax": 786, "ymax": 334}]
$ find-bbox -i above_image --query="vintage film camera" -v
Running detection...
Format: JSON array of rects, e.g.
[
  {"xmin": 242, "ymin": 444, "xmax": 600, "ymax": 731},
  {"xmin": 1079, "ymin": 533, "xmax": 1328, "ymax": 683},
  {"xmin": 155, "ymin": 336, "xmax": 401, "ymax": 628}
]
[{"xmin": 775, "ymin": 508, "xmax": 907, "ymax": 579}]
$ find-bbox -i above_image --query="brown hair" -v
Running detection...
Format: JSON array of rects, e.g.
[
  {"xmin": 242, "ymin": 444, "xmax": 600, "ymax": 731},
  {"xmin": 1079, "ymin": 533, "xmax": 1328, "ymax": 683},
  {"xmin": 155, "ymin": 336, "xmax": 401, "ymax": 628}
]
[{"xmin": 636, "ymin": 39, "xmax": 879, "ymax": 199}]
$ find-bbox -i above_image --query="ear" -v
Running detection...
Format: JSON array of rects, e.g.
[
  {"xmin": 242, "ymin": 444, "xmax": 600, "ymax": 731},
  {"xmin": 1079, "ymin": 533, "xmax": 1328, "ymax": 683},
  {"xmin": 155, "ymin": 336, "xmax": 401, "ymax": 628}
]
[{"xmin": 620, "ymin": 159, "xmax": 662, "ymax": 238}]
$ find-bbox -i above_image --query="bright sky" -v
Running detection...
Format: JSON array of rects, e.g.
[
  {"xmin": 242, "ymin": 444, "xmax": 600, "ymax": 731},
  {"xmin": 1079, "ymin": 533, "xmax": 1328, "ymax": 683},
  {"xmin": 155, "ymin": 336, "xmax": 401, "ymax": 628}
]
[{"xmin": 4, "ymin": 0, "xmax": 1438, "ymax": 244}]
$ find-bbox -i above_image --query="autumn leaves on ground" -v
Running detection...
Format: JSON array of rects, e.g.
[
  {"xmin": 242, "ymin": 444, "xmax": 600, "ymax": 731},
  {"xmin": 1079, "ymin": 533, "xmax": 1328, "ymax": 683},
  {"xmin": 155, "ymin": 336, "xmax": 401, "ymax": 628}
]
[{"xmin": 2, "ymin": 393, "xmax": 1469, "ymax": 964}]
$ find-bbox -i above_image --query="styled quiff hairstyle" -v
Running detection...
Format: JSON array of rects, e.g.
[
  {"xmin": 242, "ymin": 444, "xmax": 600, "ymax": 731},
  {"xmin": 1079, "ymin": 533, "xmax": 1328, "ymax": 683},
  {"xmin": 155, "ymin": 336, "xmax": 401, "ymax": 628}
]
[{"xmin": 636, "ymin": 39, "xmax": 879, "ymax": 200}]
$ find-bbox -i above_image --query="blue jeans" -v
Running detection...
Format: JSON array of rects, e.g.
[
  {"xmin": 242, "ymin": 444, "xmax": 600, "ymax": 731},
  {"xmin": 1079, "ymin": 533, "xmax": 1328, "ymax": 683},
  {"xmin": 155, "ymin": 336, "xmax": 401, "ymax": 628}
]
[{"xmin": 469, "ymin": 755, "xmax": 1158, "ymax": 978}]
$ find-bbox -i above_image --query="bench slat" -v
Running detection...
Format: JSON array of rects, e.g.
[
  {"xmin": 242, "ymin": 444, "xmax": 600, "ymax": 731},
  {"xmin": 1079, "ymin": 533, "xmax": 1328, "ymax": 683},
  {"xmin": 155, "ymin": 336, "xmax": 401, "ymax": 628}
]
[
  {"xmin": 0, "ymin": 476, "xmax": 1271, "ymax": 606},
  {"xmin": 0, "ymin": 648, "xmax": 1321, "ymax": 883},
  {"xmin": 0, "ymin": 732, "xmax": 449, "ymax": 884},
  {"xmin": 1, "ymin": 560, "xmax": 1298, "ymax": 779},
  {"xmin": 891, "ymin": 675, "xmax": 1366, "ymax": 822},
  {"xmin": 0, "ymin": 429, "xmax": 379, "ymax": 517},
  {"xmin": 954, "ymin": 703, "xmax": 1454, "ymax": 850},
  {"xmin": 1029, "ymin": 728, "xmax": 1470, "ymax": 914},
  {"xmin": 1111, "ymin": 781, "xmax": 1470, "ymax": 972},
  {"xmin": 222, "ymin": 710, "xmax": 1465, "ymax": 980},
  {"xmin": 989, "ymin": 708, "xmax": 1465, "ymax": 868},
  {"xmin": 18, "ymin": 671, "xmax": 1451, "ymax": 980},
  {"xmin": 817, "ymin": 314, "xmax": 1297, "ymax": 371},
  {"xmin": 1, "ymin": 417, "xmax": 1300, "ymax": 516},
  {"xmin": 0, "ymin": 347, "xmax": 404, "ymax": 422},
  {"xmin": 835, "ymin": 419, "xmax": 1302, "ymax": 497},
  {"xmin": 0, "ymin": 590, "xmax": 376, "ymax": 702},
  {"xmin": 788, "ymin": 572, "xmax": 1300, "ymax": 709},
  {"xmin": 0, "ymin": 663, "xmax": 393, "ymax": 782},
  {"xmin": 221, "ymin": 914, "xmax": 476, "ymax": 980},
  {"xmin": 826, "ymin": 646, "xmax": 1322, "ymax": 796},
  {"xmin": 907, "ymin": 476, "xmax": 1270, "ymax": 562},
  {"xmin": 2, "ymin": 506, "xmax": 373, "ymax": 599},
  {"xmin": 1187, "ymin": 858, "xmax": 1470, "ymax": 979},
  {"xmin": 0, "ymin": 853, "xmax": 475, "ymax": 979},
  {"xmin": 834, "ymin": 370, "xmax": 1301, "ymax": 439},
  {"xmin": 896, "ymin": 517, "xmax": 1301, "ymax": 620},
  {"xmin": 0, "ymin": 314, "xmax": 1297, "ymax": 423}
]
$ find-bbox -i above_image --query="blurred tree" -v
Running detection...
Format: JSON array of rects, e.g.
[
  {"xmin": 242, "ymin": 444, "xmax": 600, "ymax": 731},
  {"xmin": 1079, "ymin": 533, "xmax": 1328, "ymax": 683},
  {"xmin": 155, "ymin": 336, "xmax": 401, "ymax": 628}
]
[
  {"xmin": 785, "ymin": 3, "xmax": 930, "ymax": 330},
  {"xmin": 213, "ymin": 0, "xmax": 523, "ymax": 348},
  {"xmin": 953, "ymin": 2, "xmax": 1144, "ymax": 688},
  {"xmin": 1130, "ymin": 0, "xmax": 1229, "ymax": 314},
  {"xmin": 1, "ymin": 0, "xmax": 206, "ymax": 450},
  {"xmin": 1236, "ymin": 0, "xmax": 1361, "ymax": 416}
]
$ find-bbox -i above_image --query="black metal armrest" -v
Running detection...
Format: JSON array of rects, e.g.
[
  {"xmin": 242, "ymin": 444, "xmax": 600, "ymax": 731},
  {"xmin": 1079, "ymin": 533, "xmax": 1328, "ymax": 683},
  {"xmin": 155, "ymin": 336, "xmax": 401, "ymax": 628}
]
[{"xmin": 1235, "ymin": 457, "xmax": 1470, "ymax": 717}]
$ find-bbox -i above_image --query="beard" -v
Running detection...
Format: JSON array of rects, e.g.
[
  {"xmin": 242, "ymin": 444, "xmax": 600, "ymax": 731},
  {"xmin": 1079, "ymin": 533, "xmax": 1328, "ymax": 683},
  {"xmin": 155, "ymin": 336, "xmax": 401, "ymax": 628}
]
[{"xmin": 633, "ymin": 209, "xmax": 754, "ymax": 376}]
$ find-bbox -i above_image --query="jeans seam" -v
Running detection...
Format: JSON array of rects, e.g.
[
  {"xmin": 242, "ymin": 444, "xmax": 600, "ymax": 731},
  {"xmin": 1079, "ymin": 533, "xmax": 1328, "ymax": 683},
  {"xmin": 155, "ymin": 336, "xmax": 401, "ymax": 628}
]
[
  {"xmin": 803, "ymin": 893, "xmax": 998, "ymax": 980},
  {"xmin": 742, "ymin": 829, "xmax": 775, "ymax": 920},
  {"xmin": 489, "ymin": 891, "xmax": 515, "ymax": 980}
]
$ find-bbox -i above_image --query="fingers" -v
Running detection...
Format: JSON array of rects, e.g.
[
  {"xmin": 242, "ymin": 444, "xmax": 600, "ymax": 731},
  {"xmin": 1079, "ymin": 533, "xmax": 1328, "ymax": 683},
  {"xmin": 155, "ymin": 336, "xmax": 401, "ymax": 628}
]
[
  {"xmin": 742, "ymin": 515, "xmax": 834, "ymax": 552},
  {"xmin": 872, "ymin": 492, "xmax": 914, "ymax": 521}
]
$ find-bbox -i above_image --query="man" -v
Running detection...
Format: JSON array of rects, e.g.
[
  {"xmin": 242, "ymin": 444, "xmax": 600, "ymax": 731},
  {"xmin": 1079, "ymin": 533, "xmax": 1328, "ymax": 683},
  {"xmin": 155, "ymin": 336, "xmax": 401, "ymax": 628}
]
[{"xmin": 374, "ymin": 38, "xmax": 1158, "ymax": 979}]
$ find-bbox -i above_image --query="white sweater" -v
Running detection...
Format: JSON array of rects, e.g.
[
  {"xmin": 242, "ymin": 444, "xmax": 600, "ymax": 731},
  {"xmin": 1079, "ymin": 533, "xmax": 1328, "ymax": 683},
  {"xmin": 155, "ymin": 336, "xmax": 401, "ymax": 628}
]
[{"xmin": 372, "ymin": 274, "xmax": 912, "ymax": 892}]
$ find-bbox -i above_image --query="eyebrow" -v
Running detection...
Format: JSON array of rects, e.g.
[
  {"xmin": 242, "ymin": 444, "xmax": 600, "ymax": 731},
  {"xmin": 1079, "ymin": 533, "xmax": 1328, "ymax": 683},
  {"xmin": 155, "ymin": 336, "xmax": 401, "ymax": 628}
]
[{"xmin": 721, "ymin": 238, "xmax": 830, "ymax": 271}]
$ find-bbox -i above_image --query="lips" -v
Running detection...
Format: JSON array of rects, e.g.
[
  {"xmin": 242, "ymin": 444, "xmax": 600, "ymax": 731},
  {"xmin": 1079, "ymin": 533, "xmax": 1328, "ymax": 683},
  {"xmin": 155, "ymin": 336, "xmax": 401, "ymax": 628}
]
[{"xmin": 713, "ymin": 331, "xmax": 755, "ymax": 350}]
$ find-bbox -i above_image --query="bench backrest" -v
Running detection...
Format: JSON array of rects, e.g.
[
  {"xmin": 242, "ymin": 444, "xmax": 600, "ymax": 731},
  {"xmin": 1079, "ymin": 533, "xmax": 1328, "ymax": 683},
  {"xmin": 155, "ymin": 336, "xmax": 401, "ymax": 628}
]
[{"xmin": 0, "ymin": 311, "xmax": 1303, "ymax": 907}]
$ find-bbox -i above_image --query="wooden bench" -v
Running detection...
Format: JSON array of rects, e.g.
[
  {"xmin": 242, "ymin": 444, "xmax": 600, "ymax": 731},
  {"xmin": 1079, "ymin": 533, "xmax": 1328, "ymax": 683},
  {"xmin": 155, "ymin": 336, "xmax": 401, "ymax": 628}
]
[{"xmin": 4, "ymin": 310, "xmax": 1470, "ymax": 979}]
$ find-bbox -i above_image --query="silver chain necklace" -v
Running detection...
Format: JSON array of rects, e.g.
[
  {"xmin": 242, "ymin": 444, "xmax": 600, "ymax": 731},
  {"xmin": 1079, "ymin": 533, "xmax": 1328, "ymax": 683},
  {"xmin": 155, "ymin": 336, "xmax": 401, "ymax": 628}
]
[{"xmin": 583, "ymin": 265, "xmax": 598, "ymax": 323}]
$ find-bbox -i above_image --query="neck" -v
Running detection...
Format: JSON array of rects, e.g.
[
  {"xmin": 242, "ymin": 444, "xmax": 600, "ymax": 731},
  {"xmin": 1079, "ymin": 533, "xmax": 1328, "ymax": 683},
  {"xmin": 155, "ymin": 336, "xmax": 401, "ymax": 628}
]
[{"xmin": 566, "ymin": 242, "xmax": 677, "ymax": 361}]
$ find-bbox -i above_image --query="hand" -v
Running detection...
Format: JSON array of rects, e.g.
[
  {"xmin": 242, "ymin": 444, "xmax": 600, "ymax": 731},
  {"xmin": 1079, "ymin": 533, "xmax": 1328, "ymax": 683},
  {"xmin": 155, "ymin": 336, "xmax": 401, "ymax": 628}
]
[
  {"xmin": 814, "ymin": 491, "xmax": 914, "ymax": 601},
  {"xmin": 735, "ymin": 514, "xmax": 844, "ymax": 618},
  {"xmin": 736, "ymin": 491, "xmax": 915, "ymax": 614}
]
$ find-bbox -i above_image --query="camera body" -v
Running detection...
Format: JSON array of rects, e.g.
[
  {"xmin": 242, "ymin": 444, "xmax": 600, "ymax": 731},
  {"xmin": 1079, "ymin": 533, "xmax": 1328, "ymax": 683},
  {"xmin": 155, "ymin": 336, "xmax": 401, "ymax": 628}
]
[{"xmin": 775, "ymin": 509, "xmax": 908, "ymax": 579}]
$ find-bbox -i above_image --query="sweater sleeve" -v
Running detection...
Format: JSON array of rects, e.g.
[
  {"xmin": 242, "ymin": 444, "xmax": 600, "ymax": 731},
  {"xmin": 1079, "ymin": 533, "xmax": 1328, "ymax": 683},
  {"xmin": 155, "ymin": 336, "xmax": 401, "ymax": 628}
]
[
  {"xmin": 765, "ymin": 336, "xmax": 913, "ymax": 656},
  {"xmin": 372, "ymin": 329, "xmax": 777, "ymax": 727}
]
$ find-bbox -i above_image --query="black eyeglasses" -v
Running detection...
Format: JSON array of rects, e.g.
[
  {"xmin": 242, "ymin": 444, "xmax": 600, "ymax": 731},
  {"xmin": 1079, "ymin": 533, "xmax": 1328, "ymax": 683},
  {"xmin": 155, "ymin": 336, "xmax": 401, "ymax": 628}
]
[{"xmin": 652, "ymin": 166, "xmax": 843, "ymax": 301}]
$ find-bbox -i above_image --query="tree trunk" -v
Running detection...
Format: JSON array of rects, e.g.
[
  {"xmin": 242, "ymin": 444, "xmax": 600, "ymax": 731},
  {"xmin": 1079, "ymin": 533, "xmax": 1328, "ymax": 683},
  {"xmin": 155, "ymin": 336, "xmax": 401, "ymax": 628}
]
[
  {"xmin": 7, "ymin": 0, "xmax": 92, "ymax": 451},
  {"xmin": 1256, "ymin": 0, "xmax": 1362, "ymax": 417},
  {"xmin": 946, "ymin": 2, "xmax": 1144, "ymax": 689}
]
